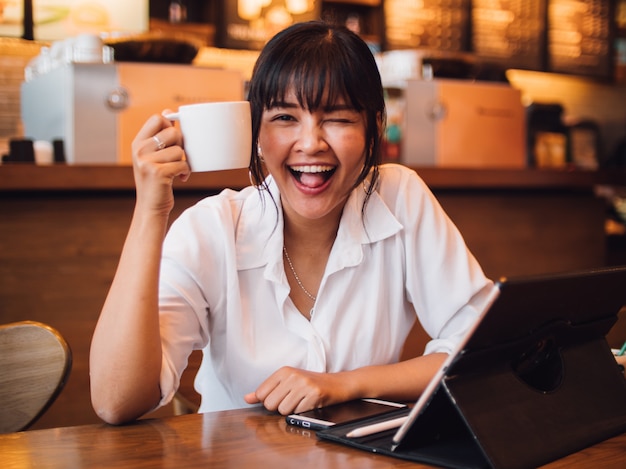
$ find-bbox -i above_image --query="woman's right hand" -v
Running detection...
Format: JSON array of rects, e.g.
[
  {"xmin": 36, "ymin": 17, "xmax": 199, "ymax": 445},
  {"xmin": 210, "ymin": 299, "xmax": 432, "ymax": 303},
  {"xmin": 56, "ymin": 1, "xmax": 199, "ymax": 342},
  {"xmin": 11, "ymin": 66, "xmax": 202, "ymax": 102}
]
[{"xmin": 131, "ymin": 112, "xmax": 190, "ymax": 217}]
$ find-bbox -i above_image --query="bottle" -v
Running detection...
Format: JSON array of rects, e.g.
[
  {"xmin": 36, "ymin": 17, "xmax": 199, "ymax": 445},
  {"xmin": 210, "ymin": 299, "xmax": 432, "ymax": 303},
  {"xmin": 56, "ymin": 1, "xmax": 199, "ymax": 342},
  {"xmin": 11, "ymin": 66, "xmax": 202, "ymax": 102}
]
[
  {"xmin": 169, "ymin": 1, "xmax": 187, "ymax": 23},
  {"xmin": 526, "ymin": 103, "xmax": 568, "ymax": 168},
  {"xmin": 383, "ymin": 88, "xmax": 405, "ymax": 162}
]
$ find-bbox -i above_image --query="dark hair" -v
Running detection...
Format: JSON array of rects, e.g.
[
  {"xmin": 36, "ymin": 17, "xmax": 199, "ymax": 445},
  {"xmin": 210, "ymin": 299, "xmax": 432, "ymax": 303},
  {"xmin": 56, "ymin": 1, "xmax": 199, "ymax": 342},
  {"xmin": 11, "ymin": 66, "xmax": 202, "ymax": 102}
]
[{"xmin": 247, "ymin": 20, "xmax": 385, "ymax": 208}]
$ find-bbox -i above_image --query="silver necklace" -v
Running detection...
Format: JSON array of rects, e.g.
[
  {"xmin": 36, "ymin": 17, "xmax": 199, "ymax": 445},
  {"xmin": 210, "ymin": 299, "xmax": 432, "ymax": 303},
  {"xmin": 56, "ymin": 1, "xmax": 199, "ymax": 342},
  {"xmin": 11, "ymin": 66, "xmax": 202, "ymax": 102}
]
[{"xmin": 283, "ymin": 246, "xmax": 317, "ymax": 302}]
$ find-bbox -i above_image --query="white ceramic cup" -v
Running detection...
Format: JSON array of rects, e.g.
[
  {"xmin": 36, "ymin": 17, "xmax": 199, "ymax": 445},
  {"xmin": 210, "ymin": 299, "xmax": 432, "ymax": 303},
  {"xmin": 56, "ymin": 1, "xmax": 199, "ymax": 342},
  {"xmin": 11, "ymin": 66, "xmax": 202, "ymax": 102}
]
[{"xmin": 165, "ymin": 101, "xmax": 251, "ymax": 172}]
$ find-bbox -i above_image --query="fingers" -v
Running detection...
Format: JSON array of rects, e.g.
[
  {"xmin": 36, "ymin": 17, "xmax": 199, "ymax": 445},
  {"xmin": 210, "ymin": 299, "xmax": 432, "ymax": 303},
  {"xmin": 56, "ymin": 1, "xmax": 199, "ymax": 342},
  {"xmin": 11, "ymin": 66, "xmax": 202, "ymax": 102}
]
[
  {"xmin": 136, "ymin": 113, "xmax": 176, "ymax": 143},
  {"xmin": 244, "ymin": 392, "xmax": 260, "ymax": 405},
  {"xmin": 129, "ymin": 114, "xmax": 191, "ymax": 215},
  {"xmin": 134, "ymin": 114, "xmax": 183, "ymax": 157},
  {"xmin": 132, "ymin": 114, "xmax": 189, "ymax": 182},
  {"xmin": 248, "ymin": 367, "xmax": 326, "ymax": 415}
]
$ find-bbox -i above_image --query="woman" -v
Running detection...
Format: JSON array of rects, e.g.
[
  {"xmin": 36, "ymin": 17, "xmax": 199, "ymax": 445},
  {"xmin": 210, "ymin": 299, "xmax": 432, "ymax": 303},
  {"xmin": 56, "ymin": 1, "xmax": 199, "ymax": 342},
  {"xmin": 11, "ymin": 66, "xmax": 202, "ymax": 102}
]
[{"xmin": 90, "ymin": 21, "xmax": 494, "ymax": 425}]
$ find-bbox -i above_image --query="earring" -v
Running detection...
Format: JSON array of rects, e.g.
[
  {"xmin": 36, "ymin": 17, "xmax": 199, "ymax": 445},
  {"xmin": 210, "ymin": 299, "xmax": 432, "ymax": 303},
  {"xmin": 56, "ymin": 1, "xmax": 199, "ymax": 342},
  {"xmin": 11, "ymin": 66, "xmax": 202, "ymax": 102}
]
[{"xmin": 257, "ymin": 144, "xmax": 264, "ymax": 162}]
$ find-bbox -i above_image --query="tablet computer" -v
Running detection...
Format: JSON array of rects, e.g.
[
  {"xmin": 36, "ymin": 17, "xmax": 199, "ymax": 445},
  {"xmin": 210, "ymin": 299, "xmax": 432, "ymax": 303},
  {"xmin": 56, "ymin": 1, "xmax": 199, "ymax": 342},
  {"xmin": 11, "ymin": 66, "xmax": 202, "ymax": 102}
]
[{"xmin": 318, "ymin": 266, "xmax": 626, "ymax": 469}]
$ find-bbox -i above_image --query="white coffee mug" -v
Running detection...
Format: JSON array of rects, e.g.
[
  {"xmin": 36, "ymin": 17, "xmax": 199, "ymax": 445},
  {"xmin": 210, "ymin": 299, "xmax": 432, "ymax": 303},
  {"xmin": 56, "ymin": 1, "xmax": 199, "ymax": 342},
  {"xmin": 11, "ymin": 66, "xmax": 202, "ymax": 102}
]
[{"xmin": 165, "ymin": 101, "xmax": 251, "ymax": 172}]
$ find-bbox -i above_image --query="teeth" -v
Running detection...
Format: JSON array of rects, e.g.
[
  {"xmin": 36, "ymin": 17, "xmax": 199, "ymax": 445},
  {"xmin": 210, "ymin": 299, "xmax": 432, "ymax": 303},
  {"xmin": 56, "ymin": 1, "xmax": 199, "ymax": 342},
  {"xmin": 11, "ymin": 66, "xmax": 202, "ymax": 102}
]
[{"xmin": 291, "ymin": 165, "xmax": 334, "ymax": 173}]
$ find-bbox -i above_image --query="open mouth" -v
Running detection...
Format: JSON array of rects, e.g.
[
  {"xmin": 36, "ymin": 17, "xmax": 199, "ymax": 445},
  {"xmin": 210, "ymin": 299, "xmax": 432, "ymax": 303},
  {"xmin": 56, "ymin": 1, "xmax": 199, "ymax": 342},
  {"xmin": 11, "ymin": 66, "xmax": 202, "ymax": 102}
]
[{"xmin": 289, "ymin": 165, "xmax": 336, "ymax": 188}]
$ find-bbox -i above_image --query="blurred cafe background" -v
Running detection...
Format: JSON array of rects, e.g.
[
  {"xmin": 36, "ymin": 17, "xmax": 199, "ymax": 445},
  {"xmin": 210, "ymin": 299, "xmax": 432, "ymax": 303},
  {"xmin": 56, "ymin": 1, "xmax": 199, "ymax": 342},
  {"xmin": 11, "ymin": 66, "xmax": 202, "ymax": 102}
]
[{"xmin": 1, "ymin": 0, "xmax": 626, "ymax": 430}]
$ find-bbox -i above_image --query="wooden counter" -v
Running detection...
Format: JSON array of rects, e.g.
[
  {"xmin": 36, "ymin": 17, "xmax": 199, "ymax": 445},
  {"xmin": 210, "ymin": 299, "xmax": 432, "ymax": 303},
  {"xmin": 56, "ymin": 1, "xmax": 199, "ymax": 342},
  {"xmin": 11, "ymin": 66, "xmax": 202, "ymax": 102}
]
[
  {"xmin": 1, "ymin": 164, "xmax": 625, "ymax": 431},
  {"xmin": 1, "ymin": 163, "xmax": 624, "ymax": 192}
]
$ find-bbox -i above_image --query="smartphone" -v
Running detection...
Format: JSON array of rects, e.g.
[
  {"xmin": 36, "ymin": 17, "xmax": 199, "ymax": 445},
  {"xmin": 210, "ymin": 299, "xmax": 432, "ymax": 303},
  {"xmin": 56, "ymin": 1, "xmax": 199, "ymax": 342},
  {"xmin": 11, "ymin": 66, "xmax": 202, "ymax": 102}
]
[{"xmin": 286, "ymin": 398, "xmax": 408, "ymax": 431}]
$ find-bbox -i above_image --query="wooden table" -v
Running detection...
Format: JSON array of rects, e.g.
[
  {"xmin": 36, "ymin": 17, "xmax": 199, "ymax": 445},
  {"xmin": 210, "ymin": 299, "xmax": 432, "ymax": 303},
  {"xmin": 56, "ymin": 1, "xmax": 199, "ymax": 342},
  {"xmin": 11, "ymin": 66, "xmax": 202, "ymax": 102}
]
[{"xmin": 1, "ymin": 408, "xmax": 625, "ymax": 468}]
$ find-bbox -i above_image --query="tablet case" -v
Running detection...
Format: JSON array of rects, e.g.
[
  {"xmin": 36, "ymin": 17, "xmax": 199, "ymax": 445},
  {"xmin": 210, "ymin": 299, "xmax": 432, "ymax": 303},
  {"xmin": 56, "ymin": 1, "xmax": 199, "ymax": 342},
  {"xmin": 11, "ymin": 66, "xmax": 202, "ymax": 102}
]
[{"xmin": 318, "ymin": 266, "xmax": 626, "ymax": 469}]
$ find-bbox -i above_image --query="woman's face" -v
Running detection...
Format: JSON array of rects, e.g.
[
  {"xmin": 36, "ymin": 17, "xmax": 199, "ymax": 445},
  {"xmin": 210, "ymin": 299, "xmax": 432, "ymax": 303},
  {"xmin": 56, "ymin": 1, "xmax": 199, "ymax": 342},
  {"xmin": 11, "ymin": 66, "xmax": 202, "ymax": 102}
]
[{"xmin": 258, "ymin": 87, "xmax": 367, "ymax": 224}]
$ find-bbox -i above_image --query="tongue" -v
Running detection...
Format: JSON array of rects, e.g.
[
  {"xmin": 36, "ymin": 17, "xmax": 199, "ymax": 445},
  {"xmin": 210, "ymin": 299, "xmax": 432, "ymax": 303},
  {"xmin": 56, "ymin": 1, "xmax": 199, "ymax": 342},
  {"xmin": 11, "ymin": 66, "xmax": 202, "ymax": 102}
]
[{"xmin": 299, "ymin": 172, "xmax": 326, "ymax": 188}]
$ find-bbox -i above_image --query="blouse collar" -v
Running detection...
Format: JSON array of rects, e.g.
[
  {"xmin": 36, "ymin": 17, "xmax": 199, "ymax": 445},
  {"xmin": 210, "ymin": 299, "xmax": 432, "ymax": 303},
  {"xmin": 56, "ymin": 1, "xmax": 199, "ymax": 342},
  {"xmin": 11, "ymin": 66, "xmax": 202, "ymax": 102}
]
[{"xmin": 235, "ymin": 174, "xmax": 403, "ymax": 277}]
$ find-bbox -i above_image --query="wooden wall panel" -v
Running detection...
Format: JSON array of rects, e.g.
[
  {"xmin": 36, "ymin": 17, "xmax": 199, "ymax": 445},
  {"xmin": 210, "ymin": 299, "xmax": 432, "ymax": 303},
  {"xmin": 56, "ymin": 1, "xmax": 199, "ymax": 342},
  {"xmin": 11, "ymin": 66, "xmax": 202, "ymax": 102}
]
[{"xmin": 0, "ymin": 193, "xmax": 206, "ymax": 429}]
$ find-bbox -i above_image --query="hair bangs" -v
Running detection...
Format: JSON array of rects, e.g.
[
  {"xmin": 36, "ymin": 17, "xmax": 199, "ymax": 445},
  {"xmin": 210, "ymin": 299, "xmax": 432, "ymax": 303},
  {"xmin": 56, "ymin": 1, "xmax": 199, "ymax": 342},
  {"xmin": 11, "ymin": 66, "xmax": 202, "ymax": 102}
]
[{"xmin": 262, "ymin": 41, "xmax": 363, "ymax": 113}]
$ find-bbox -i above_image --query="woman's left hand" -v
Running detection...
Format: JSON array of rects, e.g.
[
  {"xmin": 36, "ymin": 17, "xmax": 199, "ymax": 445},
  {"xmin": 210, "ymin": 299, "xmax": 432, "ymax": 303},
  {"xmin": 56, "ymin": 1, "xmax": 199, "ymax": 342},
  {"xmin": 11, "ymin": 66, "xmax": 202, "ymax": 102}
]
[
  {"xmin": 244, "ymin": 353, "xmax": 449, "ymax": 415},
  {"xmin": 244, "ymin": 366, "xmax": 352, "ymax": 415}
]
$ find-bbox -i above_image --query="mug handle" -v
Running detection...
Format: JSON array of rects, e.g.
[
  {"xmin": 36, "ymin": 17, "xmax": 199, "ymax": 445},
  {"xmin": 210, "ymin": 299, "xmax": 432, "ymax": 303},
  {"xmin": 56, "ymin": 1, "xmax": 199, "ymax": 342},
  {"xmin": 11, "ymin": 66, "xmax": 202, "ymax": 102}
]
[{"xmin": 163, "ymin": 112, "xmax": 179, "ymax": 121}]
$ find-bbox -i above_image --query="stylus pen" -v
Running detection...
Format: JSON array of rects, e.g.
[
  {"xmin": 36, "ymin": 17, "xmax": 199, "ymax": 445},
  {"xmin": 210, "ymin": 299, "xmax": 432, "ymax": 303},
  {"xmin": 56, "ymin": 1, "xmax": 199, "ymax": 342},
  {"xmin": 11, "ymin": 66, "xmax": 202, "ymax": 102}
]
[
  {"xmin": 618, "ymin": 340, "xmax": 626, "ymax": 357},
  {"xmin": 345, "ymin": 416, "xmax": 409, "ymax": 438}
]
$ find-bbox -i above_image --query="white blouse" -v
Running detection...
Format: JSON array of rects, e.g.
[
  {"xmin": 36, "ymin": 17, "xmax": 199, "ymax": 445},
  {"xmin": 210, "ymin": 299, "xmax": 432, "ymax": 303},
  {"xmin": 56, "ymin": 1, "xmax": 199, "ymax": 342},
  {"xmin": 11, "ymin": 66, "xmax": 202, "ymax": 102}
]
[{"xmin": 157, "ymin": 164, "xmax": 493, "ymax": 413}]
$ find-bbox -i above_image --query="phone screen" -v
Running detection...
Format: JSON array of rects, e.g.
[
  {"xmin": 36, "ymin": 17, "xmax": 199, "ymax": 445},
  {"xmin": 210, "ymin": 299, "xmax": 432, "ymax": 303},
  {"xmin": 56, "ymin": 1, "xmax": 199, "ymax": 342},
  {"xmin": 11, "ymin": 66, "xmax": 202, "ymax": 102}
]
[{"xmin": 286, "ymin": 399, "xmax": 407, "ymax": 430}]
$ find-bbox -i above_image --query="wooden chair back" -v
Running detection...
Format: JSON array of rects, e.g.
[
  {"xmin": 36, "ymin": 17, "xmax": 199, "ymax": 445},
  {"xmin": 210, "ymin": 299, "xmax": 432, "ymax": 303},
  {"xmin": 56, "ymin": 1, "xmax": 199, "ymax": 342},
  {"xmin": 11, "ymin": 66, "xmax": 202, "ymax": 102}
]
[{"xmin": 0, "ymin": 321, "xmax": 72, "ymax": 433}]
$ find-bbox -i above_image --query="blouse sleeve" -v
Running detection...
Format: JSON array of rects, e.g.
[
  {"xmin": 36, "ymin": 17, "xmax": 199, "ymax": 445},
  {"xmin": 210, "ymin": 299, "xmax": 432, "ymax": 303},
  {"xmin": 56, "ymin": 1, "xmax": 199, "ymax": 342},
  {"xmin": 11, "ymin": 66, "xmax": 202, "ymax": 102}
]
[{"xmin": 155, "ymin": 193, "xmax": 238, "ymax": 407}]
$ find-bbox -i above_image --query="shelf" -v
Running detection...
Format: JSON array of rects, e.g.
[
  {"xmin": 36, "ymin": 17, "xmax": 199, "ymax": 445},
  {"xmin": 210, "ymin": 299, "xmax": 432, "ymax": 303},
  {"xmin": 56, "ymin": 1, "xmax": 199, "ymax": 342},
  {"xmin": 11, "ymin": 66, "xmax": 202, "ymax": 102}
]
[
  {"xmin": 1, "ymin": 164, "xmax": 624, "ymax": 193},
  {"xmin": 323, "ymin": 0, "xmax": 381, "ymax": 6}
]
